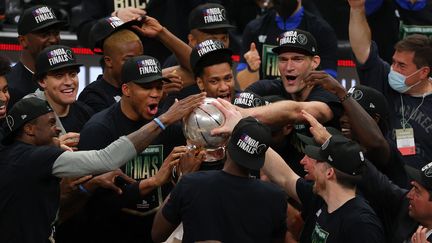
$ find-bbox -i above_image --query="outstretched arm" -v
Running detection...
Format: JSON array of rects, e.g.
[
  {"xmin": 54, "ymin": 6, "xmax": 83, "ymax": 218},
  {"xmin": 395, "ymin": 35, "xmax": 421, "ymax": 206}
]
[{"xmin": 348, "ymin": 0, "xmax": 372, "ymax": 64}]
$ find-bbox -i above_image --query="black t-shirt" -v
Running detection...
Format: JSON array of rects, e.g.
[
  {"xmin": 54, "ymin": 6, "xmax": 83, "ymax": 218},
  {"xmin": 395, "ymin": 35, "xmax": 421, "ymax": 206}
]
[
  {"xmin": 241, "ymin": 8, "xmax": 338, "ymax": 79},
  {"xmin": 359, "ymin": 160, "xmax": 418, "ymax": 243},
  {"xmin": 77, "ymin": 102, "xmax": 185, "ymax": 243},
  {"xmin": 162, "ymin": 170, "xmax": 287, "ymax": 243},
  {"xmin": 78, "ymin": 75, "xmax": 122, "ymax": 113},
  {"xmin": 246, "ymin": 80, "xmax": 342, "ymax": 175},
  {"xmin": 355, "ymin": 41, "xmax": 432, "ymax": 169},
  {"xmin": 5, "ymin": 62, "xmax": 40, "ymax": 109},
  {"xmin": 0, "ymin": 142, "xmax": 64, "ymax": 243},
  {"xmin": 59, "ymin": 101, "xmax": 94, "ymax": 133},
  {"xmin": 296, "ymin": 178, "xmax": 385, "ymax": 243}
]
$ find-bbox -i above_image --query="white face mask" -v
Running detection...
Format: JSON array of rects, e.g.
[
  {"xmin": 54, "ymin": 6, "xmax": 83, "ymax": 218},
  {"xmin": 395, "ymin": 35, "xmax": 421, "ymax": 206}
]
[{"xmin": 388, "ymin": 67, "xmax": 423, "ymax": 93}]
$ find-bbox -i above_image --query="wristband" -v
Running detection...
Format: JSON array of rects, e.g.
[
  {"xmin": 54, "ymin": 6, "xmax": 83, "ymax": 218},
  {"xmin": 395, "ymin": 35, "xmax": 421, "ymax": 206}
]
[
  {"xmin": 339, "ymin": 87, "xmax": 355, "ymax": 103},
  {"xmin": 78, "ymin": 184, "xmax": 91, "ymax": 195},
  {"xmin": 153, "ymin": 117, "xmax": 166, "ymax": 130}
]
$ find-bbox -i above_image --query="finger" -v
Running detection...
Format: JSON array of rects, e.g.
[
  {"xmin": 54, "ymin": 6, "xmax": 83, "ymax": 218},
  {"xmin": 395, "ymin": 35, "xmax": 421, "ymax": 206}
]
[
  {"xmin": 250, "ymin": 42, "xmax": 256, "ymax": 52},
  {"xmin": 169, "ymin": 158, "xmax": 180, "ymax": 167},
  {"xmin": 211, "ymin": 126, "xmax": 230, "ymax": 136},
  {"xmin": 105, "ymin": 183, "xmax": 123, "ymax": 194},
  {"xmin": 117, "ymin": 173, "xmax": 136, "ymax": 184},
  {"xmin": 301, "ymin": 110, "xmax": 320, "ymax": 126},
  {"xmin": 72, "ymin": 175, "xmax": 93, "ymax": 185}
]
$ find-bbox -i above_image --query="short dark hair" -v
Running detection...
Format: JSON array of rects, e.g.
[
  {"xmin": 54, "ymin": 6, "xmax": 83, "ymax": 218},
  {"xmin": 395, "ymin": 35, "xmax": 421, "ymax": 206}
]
[
  {"xmin": 394, "ymin": 34, "xmax": 432, "ymax": 77},
  {"xmin": 194, "ymin": 52, "xmax": 233, "ymax": 78},
  {"xmin": 0, "ymin": 56, "xmax": 11, "ymax": 76}
]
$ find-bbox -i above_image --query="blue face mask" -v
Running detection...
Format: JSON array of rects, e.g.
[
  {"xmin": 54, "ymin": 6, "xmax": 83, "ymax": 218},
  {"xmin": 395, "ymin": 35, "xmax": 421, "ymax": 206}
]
[{"xmin": 388, "ymin": 67, "xmax": 422, "ymax": 93}]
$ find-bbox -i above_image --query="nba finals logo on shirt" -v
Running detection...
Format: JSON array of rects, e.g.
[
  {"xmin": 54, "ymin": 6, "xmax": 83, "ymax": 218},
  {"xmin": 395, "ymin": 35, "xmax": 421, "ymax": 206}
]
[
  {"xmin": 47, "ymin": 48, "xmax": 74, "ymax": 66},
  {"xmin": 137, "ymin": 58, "xmax": 160, "ymax": 75},
  {"xmin": 32, "ymin": 6, "xmax": 56, "ymax": 24},
  {"xmin": 197, "ymin": 40, "xmax": 224, "ymax": 57},
  {"xmin": 237, "ymin": 133, "xmax": 267, "ymax": 155},
  {"xmin": 202, "ymin": 7, "xmax": 226, "ymax": 24},
  {"xmin": 106, "ymin": 16, "xmax": 124, "ymax": 29}
]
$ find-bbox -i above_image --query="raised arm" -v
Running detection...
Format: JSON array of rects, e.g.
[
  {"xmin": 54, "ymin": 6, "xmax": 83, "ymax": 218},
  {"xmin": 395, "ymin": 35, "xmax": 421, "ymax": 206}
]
[
  {"xmin": 348, "ymin": 0, "xmax": 372, "ymax": 64},
  {"xmin": 263, "ymin": 148, "xmax": 301, "ymax": 203}
]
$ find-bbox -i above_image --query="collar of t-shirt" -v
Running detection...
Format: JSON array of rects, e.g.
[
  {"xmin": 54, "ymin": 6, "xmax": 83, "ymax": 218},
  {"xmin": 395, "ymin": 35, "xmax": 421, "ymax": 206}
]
[
  {"xmin": 395, "ymin": 0, "xmax": 426, "ymax": 11},
  {"xmin": 274, "ymin": 7, "xmax": 304, "ymax": 30}
]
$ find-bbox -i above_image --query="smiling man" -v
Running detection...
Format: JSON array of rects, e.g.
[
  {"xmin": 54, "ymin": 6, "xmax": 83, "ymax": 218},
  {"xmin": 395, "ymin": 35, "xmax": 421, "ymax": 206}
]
[
  {"xmin": 190, "ymin": 39, "xmax": 236, "ymax": 102},
  {"xmin": 29, "ymin": 45, "xmax": 93, "ymax": 134}
]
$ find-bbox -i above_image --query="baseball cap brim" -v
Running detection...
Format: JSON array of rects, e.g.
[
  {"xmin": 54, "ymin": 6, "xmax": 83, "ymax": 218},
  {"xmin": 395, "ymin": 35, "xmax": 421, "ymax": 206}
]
[
  {"xmin": 227, "ymin": 141, "xmax": 264, "ymax": 171},
  {"xmin": 34, "ymin": 63, "xmax": 83, "ymax": 80},
  {"xmin": 197, "ymin": 23, "xmax": 235, "ymax": 30},
  {"xmin": 20, "ymin": 19, "xmax": 66, "ymax": 35},
  {"xmin": 272, "ymin": 46, "xmax": 315, "ymax": 56},
  {"xmin": 191, "ymin": 48, "xmax": 233, "ymax": 72},
  {"xmin": 132, "ymin": 75, "xmax": 171, "ymax": 85},
  {"xmin": 304, "ymin": 145, "xmax": 326, "ymax": 162}
]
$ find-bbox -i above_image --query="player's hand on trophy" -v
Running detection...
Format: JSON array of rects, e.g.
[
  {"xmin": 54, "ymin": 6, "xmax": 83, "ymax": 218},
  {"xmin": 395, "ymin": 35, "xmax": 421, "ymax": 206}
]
[
  {"xmin": 159, "ymin": 92, "xmax": 206, "ymax": 125},
  {"xmin": 211, "ymin": 98, "xmax": 242, "ymax": 136},
  {"xmin": 154, "ymin": 146, "xmax": 187, "ymax": 186},
  {"xmin": 178, "ymin": 145, "xmax": 205, "ymax": 176}
]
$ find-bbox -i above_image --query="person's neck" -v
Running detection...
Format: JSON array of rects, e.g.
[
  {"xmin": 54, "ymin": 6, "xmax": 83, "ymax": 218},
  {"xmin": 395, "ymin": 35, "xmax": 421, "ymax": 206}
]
[
  {"xmin": 45, "ymin": 95, "xmax": 70, "ymax": 117},
  {"xmin": 320, "ymin": 182, "xmax": 356, "ymax": 213},
  {"xmin": 222, "ymin": 159, "xmax": 250, "ymax": 178},
  {"xmin": 103, "ymin": 71, "xmax": 121, "ymax": 88},
  {"xmin": 291, "ymin": 85, "xmax": 313, "ymax": 101},
  {"xmin": 120, "ymin": 99, "xmax": 140, "ymax": 121},
  {"xmin": 20, "ymin": 51, "xmax": 36, "ymax": 72},
  {"xmin": 407, "ymin": 78, "xmax": 432, "ymax": 96}
]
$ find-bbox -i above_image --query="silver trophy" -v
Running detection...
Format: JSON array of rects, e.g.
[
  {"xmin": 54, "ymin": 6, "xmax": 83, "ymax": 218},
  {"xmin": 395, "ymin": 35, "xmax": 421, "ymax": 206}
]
[{"xmin": 183, "ymin": 98, "xmax": 227, "ymax": 161}]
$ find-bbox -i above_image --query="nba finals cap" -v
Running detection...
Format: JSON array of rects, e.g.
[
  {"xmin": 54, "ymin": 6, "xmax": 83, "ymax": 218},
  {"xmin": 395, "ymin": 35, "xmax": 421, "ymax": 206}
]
[
  {"xmin": 18, "ymin": 5, "xmax": 65, "ymax": 35},
  {"xmin": 89, "ymin": 16, "xmax": 141, "ymax": 53},
  {"xmin": 190, "ymin": 39, "xmax": 233, "ymax": 74},
  {"xmin": 350, "ymin": 85, "xmax": 390, "ymax": 120},
  {"xmin": 2, "ymin": 97, "xmax": 53, "ymax": 144},
  {"xmin": 227, "ymin": 117, "xmax": 272, "ymax": 170},
  {"xmin": 121, "ymin": 55, "xmax": 170, "ymax": 84},
  {"xmin": 304, "ymin": 135, "xmax": 366, "ymax": 176},
  {"xmin": 233, "ymin": 92, "xmax": 269, "ymax": 108},
  {"xmin": 405, "ymin": 162, "xmax": 432, "ymax": 191},
  {"xmin": 34, "ymin": 45, "xmax": 83, "ymax": 80},
  {"xmin": 189, "ymin": 3, "xmax": 234, "ymax": 31},
  {"xmin": 272, "ymin": 29, "xmax": 318, "ymax": 56}
]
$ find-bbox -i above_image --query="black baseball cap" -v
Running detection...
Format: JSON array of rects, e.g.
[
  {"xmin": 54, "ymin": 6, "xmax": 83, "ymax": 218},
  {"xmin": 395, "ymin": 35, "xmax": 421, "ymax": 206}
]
[
  {"xmin": 350, "ymin": 85, "xmax": 390, "ymax": 120},
  {"xmin": 190, "ymin": 39, "xmax": 233, "ymax": 75},
  {"xmin": 34, "ymin": 45, "xmax": 83, "ymax": 80},
  {"xmin": 227, "ymin": 117, "xmax": 272, "ymax": 170},
  {"xmin": 405, "ymin": 162, "xmax": 432, "ymax": 191},
  {"xmin": 272, "ymin": 29, "xmax": 318, "ymax": 56},
  {"xmin": 188, "ymin": 3, "xmax": 234, "ymax": 31},
  {"xmin": 18, "ymin": 5, "xmax": 65, "ymax": 35},
  {"xmin": 121, "ymin": 55, "xmax": 170, "ymax": 84},
  {"xmin": 233, "ymin": 92, "xmax": 269, "ymax": 108},
  {"xmin": 89, "ymin": 16, "xmax": 142, "ymax": 54},
  {"xmin": 2, "ymin": 97, "xmax": 53, "ymax": 144},
  {"xmin": 304, "ymin": 135, "xmax": 366, "ymax": 176}
]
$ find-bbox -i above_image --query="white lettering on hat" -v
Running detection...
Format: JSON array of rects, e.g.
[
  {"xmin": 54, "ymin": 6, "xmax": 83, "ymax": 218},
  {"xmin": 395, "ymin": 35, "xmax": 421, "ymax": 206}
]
[
  {"xmin": 203, "ymin": 7, "xmax": 225, "ymax": 24},
  {"xmin": 234, "ymin": 93, "xmax": 255, "ymax": 107},
  {"xmin": 137, "ymin": 59, "xmax": 160, "ymax": 75},
  {"xmin": 359, "ymin": 151, "xmax": 365, "ymax": 162},
  {"xmin": 422, "ymin": 162, "xmax": 432, "ymax": 178},
  {"xmin": 279, "ymin": 31, "xmax": 298, "ymax": 45},
  {"xmin": 21, "ymin": 115, "xmax": 27, "ymax": 120},
  {"xmin": 47, "ymin": 48, "xmax": 73, "ymax": 66},
  {"xmin": 197, "ymin": 40, "xmax": 223, "ymax": 57},
  {"xmin": 353, "ymin": 90, "xmax": 363, "ymax": 100},
  {"xmin": 32, "ymin": 6, "xmax": 55, "ymax": 24},
  {"xmin": 107, "ymin": 17, "xmax": 124, "ymax": 29},
  {"xmin": 236, "ymin": 133, "xmax": 266, "ymax": 155}
]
